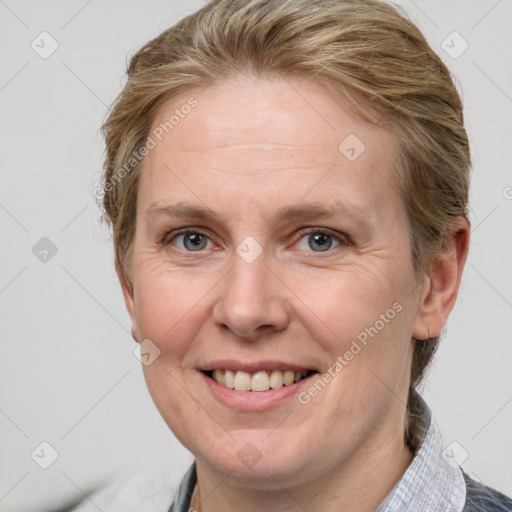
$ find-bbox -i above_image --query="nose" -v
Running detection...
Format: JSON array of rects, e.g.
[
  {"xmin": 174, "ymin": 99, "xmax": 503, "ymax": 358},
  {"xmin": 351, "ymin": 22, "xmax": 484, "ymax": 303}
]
[{"xmin": 212, "ymin": 251, "xmax": 290, "ymax": 341}]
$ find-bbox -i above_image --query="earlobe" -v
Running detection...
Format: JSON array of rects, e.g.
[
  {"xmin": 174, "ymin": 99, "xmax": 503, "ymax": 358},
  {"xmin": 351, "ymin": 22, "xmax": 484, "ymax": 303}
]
[
  {"xmin": 116, "ymin": 260, "xmax": 140, "ymax": 343},
  {"xmin": 412, "ymin": 217, "xmax": 470, "ymax": 340},
  {"xmin": 130, "ymin": 328, "xmax": 139, "ymax": 344}
]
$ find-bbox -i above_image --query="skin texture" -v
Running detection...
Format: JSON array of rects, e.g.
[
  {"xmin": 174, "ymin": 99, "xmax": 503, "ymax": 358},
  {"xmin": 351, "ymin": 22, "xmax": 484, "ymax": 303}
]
[{"xmin": 120, "ymin": 74, "xmax": 470, "ymax": 512}]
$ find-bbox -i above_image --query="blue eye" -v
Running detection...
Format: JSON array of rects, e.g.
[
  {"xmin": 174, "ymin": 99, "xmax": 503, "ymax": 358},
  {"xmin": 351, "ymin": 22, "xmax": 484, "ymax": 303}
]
[
  {"xmin": 295, "ymin": 229, "xmax": 345, "ymax": 253},
  {"xmin": 308, "ymin": 232, "xmax": 333, "ymax": 251},
  {"xmin": 174, "ymin": 232, "xmax": 211, "ymax": 251}
]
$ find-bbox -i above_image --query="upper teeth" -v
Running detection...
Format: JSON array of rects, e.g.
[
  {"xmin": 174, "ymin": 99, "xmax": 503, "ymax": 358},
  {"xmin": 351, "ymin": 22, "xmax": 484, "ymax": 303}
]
[{"xmin": 211, "ymin": 369, "xmax": 310, "ymax": 392}]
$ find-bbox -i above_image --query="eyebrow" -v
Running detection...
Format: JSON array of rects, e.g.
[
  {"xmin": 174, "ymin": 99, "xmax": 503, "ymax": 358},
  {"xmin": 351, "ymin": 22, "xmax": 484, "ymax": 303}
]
[{"xmin": 145, "ymin": 200, "xmax": 373, "ymax": 229}]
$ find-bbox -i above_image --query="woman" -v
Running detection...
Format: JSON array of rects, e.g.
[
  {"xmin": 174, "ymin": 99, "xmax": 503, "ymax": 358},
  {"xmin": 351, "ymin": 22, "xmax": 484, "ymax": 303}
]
[{"xmin": 77, "ymin": 0, "xmax": 512, "ymax": 510}]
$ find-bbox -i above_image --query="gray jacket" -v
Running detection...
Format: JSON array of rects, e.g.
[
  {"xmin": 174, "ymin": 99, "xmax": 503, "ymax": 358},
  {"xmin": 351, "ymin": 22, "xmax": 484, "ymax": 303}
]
[{"xmin": 462, "ymin": 471, "xmax": 512, "ymax": 511}]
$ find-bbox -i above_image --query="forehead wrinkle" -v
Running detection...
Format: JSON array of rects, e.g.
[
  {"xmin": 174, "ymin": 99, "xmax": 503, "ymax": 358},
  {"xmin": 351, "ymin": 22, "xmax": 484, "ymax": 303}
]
[
  {"xmin": 206, "ymin": 164, "xmax": 335, "ymax": 176},
  {"xmin": 163, "ymin": 145, "xmax": 332, "ymax": 175},
  {"xmin": 211, "ymin": 143, "xmax": 326, "ymax": 151}
]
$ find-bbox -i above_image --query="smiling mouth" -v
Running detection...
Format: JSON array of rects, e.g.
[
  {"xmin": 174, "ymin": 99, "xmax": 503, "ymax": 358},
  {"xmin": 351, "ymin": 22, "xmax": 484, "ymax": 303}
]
[{"xmin": 203, "ymin": 369, "xmax": 319, "ymax": 392}]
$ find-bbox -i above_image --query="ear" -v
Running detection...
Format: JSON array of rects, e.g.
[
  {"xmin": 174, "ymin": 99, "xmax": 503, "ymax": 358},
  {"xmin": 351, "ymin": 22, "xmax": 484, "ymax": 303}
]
[
  {"xmin": 412, "ymin": 216, "xmax": 470, "ymax": 340},
  {"xmin": 115, "ymin": 259, "xmax": 140, "ymax": 343}
]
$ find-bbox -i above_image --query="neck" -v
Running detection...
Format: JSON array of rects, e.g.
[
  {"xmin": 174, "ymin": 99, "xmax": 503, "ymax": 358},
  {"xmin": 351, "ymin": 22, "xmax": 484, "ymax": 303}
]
[{"xmin": 193, "ymin": 422, "xmax": 413, "ymax": 512}]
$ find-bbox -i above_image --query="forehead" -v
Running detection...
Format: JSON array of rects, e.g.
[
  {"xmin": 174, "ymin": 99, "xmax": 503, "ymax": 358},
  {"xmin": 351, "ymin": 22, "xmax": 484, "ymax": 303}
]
[
  {"xmin": 149, "ymin": 73, "xmax": 392, "ymax": 155},
  {"xmin": 139, "ymin": 74, "xmax": 400, "ymax": 220}
]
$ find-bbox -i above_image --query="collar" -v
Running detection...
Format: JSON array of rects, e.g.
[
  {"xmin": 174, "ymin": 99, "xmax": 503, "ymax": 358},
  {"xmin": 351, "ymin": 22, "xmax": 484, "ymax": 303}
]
[{"xmin": 374, "ymin": 390, "xmax": 466, "ymax": 511}]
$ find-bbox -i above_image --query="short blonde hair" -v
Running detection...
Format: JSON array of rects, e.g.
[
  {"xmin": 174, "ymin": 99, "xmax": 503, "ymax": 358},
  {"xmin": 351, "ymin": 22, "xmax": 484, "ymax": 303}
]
[{"xmin": 98, "ymin": 0, "xmax": 471, "ymax": 452}]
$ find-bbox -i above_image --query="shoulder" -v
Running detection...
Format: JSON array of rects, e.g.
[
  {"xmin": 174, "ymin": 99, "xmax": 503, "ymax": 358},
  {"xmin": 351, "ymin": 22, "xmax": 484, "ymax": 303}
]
[
  {"xmin": 70, "ymin": 457, "xmax": 190, "ymax": 512},
  {"xmin": 462, "ymin": 471, "xmax": 512, "ymax": 512}
]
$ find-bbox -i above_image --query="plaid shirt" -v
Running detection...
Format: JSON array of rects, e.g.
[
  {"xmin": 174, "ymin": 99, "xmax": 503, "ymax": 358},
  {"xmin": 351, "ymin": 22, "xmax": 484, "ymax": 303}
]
[{"xmin": 167, "ymin": 394, "xmax": 511, "ymax": 512}]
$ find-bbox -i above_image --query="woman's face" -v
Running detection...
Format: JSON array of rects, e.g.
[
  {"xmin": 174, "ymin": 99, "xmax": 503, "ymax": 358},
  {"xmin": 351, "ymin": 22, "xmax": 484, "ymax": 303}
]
[{"xmin": 123, "ymin": 75, "xmax": 430, "ymax": 488}]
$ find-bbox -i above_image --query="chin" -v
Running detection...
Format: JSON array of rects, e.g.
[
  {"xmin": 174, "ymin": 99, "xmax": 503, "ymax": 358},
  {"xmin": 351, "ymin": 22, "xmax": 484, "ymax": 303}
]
[{"xmin": 192, "ymin": 432, "xmax": 332, "ymax": 490}]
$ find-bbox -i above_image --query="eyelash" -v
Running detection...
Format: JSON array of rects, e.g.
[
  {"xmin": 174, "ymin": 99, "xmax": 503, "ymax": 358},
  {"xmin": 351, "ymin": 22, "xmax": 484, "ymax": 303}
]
[{"xmin": 161, "ymin": 227, "xmax": 350, "ymax": 255}]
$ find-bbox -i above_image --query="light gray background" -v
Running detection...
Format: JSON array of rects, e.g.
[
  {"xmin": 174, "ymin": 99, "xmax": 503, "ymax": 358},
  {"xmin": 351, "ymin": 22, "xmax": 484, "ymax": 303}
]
[{"xmin": 1, "ymin": 1, "xmax": 511, "ymax": 510}]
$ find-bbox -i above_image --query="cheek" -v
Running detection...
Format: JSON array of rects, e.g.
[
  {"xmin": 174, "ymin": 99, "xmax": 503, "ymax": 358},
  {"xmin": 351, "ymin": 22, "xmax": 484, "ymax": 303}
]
[
  {"xmin": 132, "ymin": 261, "xmax": 210, "ymax": 358},
  {"xmin": 291, "ymin": 263, "xmax": 415, "ymax": 407},
  {"xmin": 294, "ymin": 264, "xmax": 407, "ymax": 346}
]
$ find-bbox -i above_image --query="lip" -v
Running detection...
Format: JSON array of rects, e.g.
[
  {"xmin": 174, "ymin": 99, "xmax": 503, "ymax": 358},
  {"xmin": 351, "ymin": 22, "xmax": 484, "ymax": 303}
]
[
  {"xmin": 199, "ymin": 369, "xmax": 317, "ymax": 411},
  {"xmin": 200, "ymin": 359, "xmax": 318, "ymax": 373}
]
